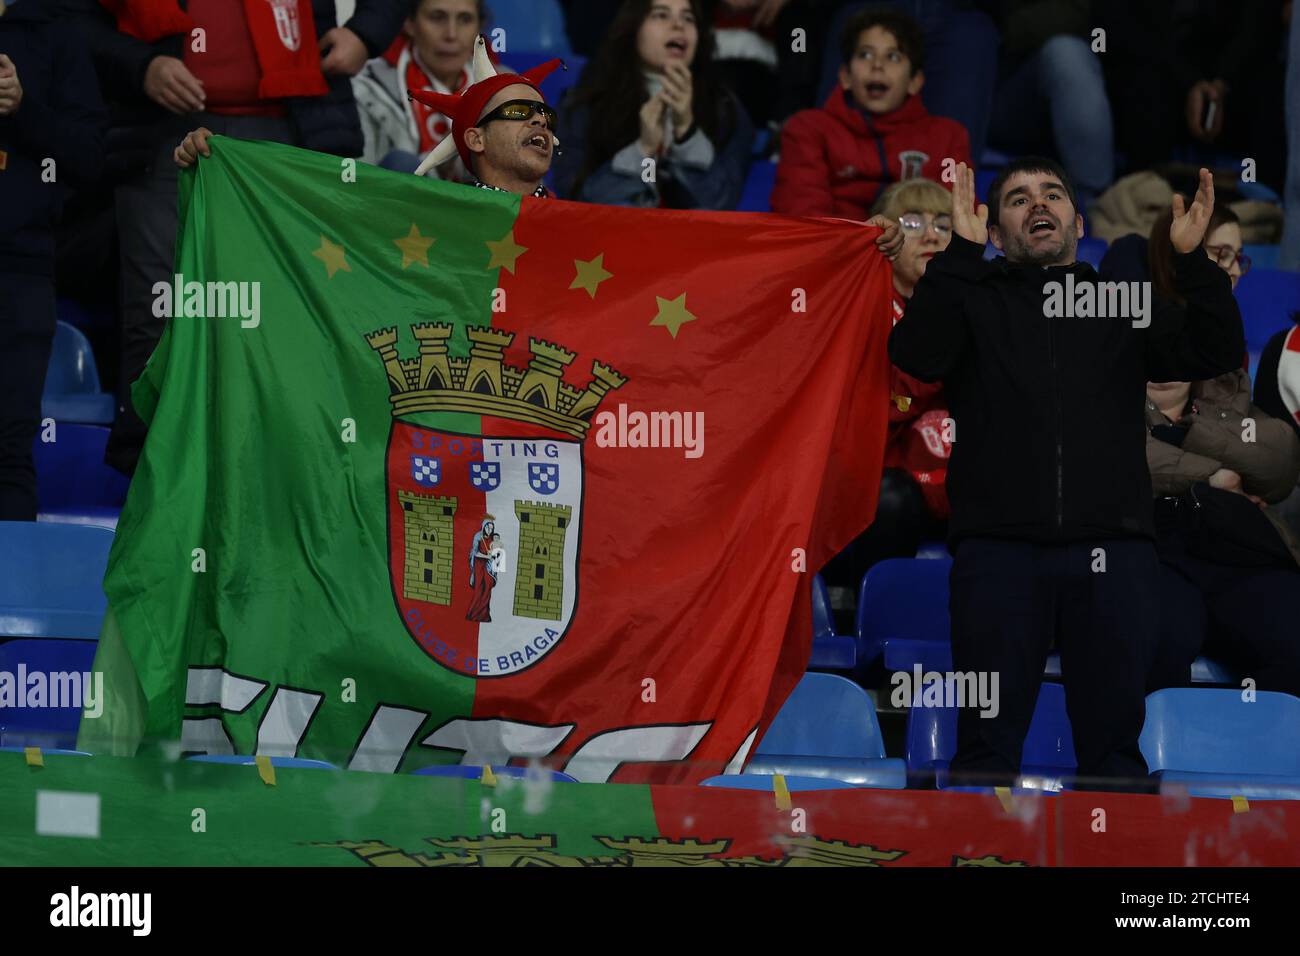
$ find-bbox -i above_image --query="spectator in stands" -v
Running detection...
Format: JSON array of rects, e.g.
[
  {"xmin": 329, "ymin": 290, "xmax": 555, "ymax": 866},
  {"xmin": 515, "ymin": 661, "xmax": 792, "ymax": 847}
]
[
  {"xmin": 1097, "ymin": 0, "xmax": 1288, "ymax": 190},
  {"xmin": 824, "ymin": 178, "xmax": 952, "ymax": 588},
  {"xmin": 1100, "ymin": 204, "xmax": 1248, "ymax": 294},
  {"xmin": 554, "ymin": 0, "xmax": 754, "ymax": 209},
  {"xmin": 817, "ymin": 1, "xmax": 998, "ymax": 163},
  {"xmin": 890, "ymin": 159, "xmax": 1244, "ymax": 790},
  {"xmin": 61, "ymin": 0, "xmax": 408, "ymax": 477},
  {"xmin": 353, "ymin": 0, "xmax": 494, "ymax": 179},
  {"xmin": 771, "ymin": 5, "xmax": 969, "ymax": 220},
  {"xmin": 986, "ymin": 1, "xmax": 1114, "ymax": 212},
  {"xmin": 1254, "ymin": 319, "xmax": 1300, "ymax": 540},
  {"xmin": 0, "ymin": 0, "xmax": 106, "ymax": 522},
  {"xmin": 1280, "ymin": 1, "xmax": 1300, "ymax": 270},
  {"xmin": 1145, "ymin": 370, "xmax": 1300, "ymax": 699},
  {"xmin": 181, "ymin": 38, "xmax": 562, "ymax": 200}
]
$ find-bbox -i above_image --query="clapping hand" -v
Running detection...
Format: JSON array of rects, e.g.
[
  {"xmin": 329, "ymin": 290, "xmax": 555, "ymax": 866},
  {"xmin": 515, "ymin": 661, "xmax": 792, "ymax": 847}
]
[
  {"xmin": 950, "ymin": 162, "xmax": 988, "ymax": 246},
  {"xmin": 1170, "ymin": 168, "xmax": 1215, "ymax": 255}
]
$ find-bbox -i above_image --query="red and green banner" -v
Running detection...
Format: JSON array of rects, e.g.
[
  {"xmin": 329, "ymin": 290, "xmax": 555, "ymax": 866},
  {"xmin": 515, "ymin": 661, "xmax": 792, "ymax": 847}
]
[
  {"xmin": 5, "ymin": 753, "xmax": 1299, "ymax": 866},
  {"xmin": 79, "ymin": 136, "xmax": 892, "ymax": 782}
]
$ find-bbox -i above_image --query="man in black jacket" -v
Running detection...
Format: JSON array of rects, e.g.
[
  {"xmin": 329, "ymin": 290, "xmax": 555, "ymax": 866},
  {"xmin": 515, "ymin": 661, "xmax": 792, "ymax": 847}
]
[
  {"xmin": 0, "ymin": 0, "xmax": 106, "ymax": 520},
  {"xmin": 889, "ymin": 157, "xmax": 1244, "ymax": 790},
  {"xmin": 57, "ymin": 0, "xmax": 408, "ymax": 476}
]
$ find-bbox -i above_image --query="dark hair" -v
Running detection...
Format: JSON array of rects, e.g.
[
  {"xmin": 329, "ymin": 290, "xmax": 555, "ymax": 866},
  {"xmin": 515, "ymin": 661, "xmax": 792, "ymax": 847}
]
[
  {"xmin": 1148, "ymin": 202, "xmax": 1240, "ymax": 305},
  {"xmin": 408, "ymin": 0, "xmax": 491, "ymax": 21},
  {"xmin": 985, "ymin": 156, "xmax": 1078, "ymax": 229},
  {"xmin": 565, "ymin": 0, "xmax": 731, "ymax": 198},
  {"xmin": 839, "ymin": 5, "xmax": 924, "ymax": 75}
]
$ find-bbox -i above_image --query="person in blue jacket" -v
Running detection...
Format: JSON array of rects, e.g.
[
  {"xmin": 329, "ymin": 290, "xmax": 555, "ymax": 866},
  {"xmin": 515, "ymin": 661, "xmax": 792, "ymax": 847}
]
[
  {"xmin": 554, "ymin": 0, "xmax": 753, "ymax": 210},
  {"xmin": 0, "ymin": 0, "xmax": 106, "ymax": 521}
]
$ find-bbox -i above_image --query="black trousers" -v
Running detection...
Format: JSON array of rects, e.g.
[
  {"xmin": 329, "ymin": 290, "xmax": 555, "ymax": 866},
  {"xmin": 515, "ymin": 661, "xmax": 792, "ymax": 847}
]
[
  {"xmin": 1150, "ymin": 540, "xmax": 1300, "ymax": 698},
  {"xmin": 0, "ymin": 271, "xmax": 56, "ymax": 521},
  {"xmin": 948, "ymin": 537, "xmax": 1159, "ymax": 791},
  {"xmin": 107, "ymin": 113, "xmax": 293, "ymax": 476}
]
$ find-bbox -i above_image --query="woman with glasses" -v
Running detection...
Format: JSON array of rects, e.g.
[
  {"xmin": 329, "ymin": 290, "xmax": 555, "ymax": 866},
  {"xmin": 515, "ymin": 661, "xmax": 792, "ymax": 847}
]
[
  {"xmin": 1137, "ymin": 203, "xmax": 1300, "ymax": 698},
  {"xmin": 553, "ymin": 0, "xmax": 754, "ymax": 209},
  {"xmin": 823, "ymin": 178, "xmax": 953, "ymax": 593}
]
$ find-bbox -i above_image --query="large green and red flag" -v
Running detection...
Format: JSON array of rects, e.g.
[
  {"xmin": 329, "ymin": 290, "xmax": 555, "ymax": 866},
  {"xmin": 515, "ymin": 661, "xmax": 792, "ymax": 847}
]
[{"xmin": 80, "ymin": 136, "xmax": 891, "ymax": 782}]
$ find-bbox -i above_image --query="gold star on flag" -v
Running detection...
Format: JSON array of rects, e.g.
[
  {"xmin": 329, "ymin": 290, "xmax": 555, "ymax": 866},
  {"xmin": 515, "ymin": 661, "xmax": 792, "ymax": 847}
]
[
  {"xmin": 312, "ymin": 236, "xmax": 350, "ymax": 279},
  {"xmin": 486, "ymin": 230, "xmax": 529, "ymax": 274},
  {"xmin": 570, "ymin": 254, "xmax": 613, "ymax": 299},
  {"xmin": 650, "ymin": 293, "xmax": 697, "ymax": 339},
  {"xmin": 393, "ymin": 224, "xmax": 435, "ymax": 269}
]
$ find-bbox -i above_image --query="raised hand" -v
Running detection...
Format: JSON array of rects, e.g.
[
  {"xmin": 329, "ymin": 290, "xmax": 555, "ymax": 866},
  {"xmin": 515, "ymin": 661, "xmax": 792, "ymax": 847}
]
[
  {"xmin": 661, "ymin": 62, "xmax": 694, "ymax": 140},
  {"xmin": 1170, "ymin": 167, "xmax": 1216, "ymax": 254},
  {"xmin": 951, "ymin": 162, "xmax": 988, "ymax": 246}
]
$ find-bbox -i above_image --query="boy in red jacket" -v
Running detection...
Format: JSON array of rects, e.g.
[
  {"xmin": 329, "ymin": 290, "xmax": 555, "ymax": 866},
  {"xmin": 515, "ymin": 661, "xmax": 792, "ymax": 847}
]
[{"xmin": 770, "ymin": 4, "xmax": 970, "ymax": 220}]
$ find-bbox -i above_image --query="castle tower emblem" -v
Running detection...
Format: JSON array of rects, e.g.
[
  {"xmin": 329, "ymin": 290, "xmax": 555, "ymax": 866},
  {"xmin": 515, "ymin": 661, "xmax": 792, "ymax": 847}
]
[{"xmin": 369, "ymin": 324, "xmax": 626, "ymax": 679}]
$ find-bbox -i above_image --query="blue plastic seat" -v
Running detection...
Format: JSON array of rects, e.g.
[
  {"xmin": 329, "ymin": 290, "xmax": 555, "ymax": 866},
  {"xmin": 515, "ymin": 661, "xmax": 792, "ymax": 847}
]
[
  {"xmin": 1045, "ymin": 652, "xmax": 1234, "ymax": 685},
  {"xmin": 186, "ymin": 755, "xmax": 340, "ymax": 770},
  {"xmin": 32, "ymin": 423, "xmax": 129, "ymax": 528},
  {"xmin": 1140, "ymin": 688, "xmax": 1300, "ymax": 800},
  {"xmin": 749, "ymin": 673, "xmax": 907, "ymax": 789},
  {"xmin": 1076, "ymin": 236, "xmax": 1107, "ymax": 268},
  {"xmin": 487, "ymin": 0, "xmax": 571, "ymax": 56},
  {"xmin": 0, "ymin": 522, "xmax": 113, "ymax": 639},
  {"xmin": 809, "ymin": 574, "xmax": 855, "ymax": 670},
  {"xmin": 42, "ymin": 321, "xmax": 115, "ymax": 425},
  {"xmin": 412, "ymin": 764, "xmax": 577, "ymax": 783},
  {"xmin": 1243, "ymin": 243, "xmax": 1279, "ymax": 271},
  {"xmin": 0, "ymin": 639, "xmax": 99, "ymax": 750},
  {"xmin": 700, "ymin": 774, "xmax": 862, "ymax": 792},
  {"xmin": 737, "ymin": 159, "xmax": 775, "ymax": 213},
  {"xmin": 1235, "ymin": 269, "xmax": 1300, "ymax": 352},
  {"xmin": 856, "ymin": 558, "xmax": 952, "ymax": 671},
  {"xmin": 906, "ymin": 681, "xmax": 1076, "ymax": 791}
]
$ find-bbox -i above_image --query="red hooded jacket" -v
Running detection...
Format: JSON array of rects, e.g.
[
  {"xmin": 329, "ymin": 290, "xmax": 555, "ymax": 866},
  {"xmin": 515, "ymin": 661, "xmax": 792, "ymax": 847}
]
[{"xmin": 771, "ymin": 88, "xmax": 970, "ymax": 220}]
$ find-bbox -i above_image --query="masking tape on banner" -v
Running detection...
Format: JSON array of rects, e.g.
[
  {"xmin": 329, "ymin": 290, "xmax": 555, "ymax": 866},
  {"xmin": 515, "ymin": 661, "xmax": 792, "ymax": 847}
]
[
  {"xmin": 773, "ymin": 774, "xmax": 792, "ymax": 811},
  {"xmin": 1231, "ymin": 795, "xmax": 1249, "ymax": 813},
  {"xmin": 24, "ymin": 747, "xmax": 43, "ymax": 768},
  {"xmin": 255, "ymin": 755, "xmax": 276, "ymax": 786},
  {"xmin": 481, "ymin": 765, "xmax": 498, "ymax": 787}
]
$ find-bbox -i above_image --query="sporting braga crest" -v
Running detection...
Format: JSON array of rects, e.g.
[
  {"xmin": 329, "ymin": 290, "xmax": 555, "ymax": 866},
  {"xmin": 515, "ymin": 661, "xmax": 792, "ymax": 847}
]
[
  {"xmin": 366, "ymin": 324, "xmax": 626, "ymax": 678},
  {"xmin": 265, "ymin": 0, "xmax": 302, "ymax": 52}
]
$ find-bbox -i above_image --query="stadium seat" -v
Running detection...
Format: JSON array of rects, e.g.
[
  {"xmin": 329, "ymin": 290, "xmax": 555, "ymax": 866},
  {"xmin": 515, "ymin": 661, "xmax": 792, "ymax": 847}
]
[
  {"xmin": 1140, "ymin": 688, "xmax": 1300, "ymax": 800},
  {"xmin": 42, "ymin": 321, "xmax": 116, "ymax": 426},
  {"xmin": 1234, "ymin": 269, "xmax": 1300, "ymax": 352},
  {"xmin": 737, "ymin": 160, "xmax": 775, "ymax": 213},
  {"xmin": 0, "ymin": 639, "xmax": 98, "ymax": 750},
  {"xmin": 809, "ymin": 574, "xmax": 855, "ymax": 670},
  {"xmin": 487, "ymin": 0, "xmax": 571, "ymax": 56},
  {"xmin": 1243, "ymin": 244, "xmax": 1280, "ymax": 272},
  {"xmin": 906, "ymin": 681, "xmax": 1076, "ymax": 791},
  {"xmin": 856, "ymin": 557, "xmax": 952, "ymax": 671},
  {"xmin": 0, "ymin": 522, "xmax": 112, "ymax": 640},
  {"xmin": 748, "ymin": 673, "xmax": 907, "ymax": 789},
  {"xmin": 1044, "ymin": 652, "xmax": 1235, "ymax": 685},
  {"xmin": 32, "ymin": 423, "xmax": 129, "ymax": 528},
  {"xmin": 412, "ymin": 764, "xmax": 577, "ymax": 783},
  {"xmin": 1076, "ymin": 236, "xmax": 1107, "ymax": 269},
  {"xmin": 700, "ymin": 773, "xmax": 862, "ymax": 791},
  {"xmin": 186, "ymin": 755, "xmax": 340, "ymax": 770}
]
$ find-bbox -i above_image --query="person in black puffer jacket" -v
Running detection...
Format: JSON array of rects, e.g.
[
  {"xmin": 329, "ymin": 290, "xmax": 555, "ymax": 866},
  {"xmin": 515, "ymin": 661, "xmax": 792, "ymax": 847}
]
[
  {"xmin": 55, "ymin": 0, "xmax": 408, "ymax": 476},
  {"xmin": 0, "ymin": 0, "xmax": 106, "ymax": 520},
  {"xmin": 889, "ymin": 156, "xmax": 1243, "ymax": 792}
]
